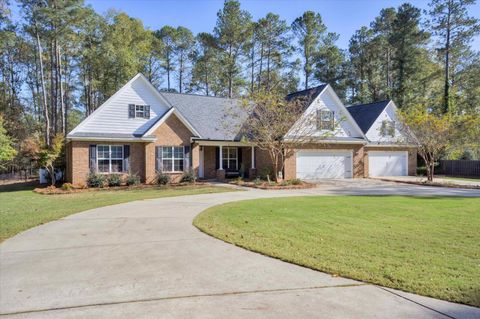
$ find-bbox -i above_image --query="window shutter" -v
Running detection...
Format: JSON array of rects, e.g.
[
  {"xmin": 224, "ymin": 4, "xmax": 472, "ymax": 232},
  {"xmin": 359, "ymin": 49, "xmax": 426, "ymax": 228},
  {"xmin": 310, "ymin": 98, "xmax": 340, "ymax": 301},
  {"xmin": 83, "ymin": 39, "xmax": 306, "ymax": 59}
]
[
  {"xmin": 128, "ymin": 104, "xmax": 135, "ymax": 118},
  {"xmin": 123, "ymin": 145, "xmax": 130, "ymax": 172},
  {"xmin": 155, "ymin": 146, "xmax": 163, "ymax": 172},
  {"xmin": 183, "ymin": 145, "xmax": 190, "ymax": 172},
  {"xmin": 237, "ymin": 148, "xmax": 242, "ymax": 169},
  {"xmin": 215, "ymin": 147, "xmax": 219, "ymax": 170},
  {"xmin": 145, "ymin": 105, "xmax": 150, "ymax": 119},
  {"xmin": 89, "ymin": 145, "xmax": 97, "ymax": 172}
]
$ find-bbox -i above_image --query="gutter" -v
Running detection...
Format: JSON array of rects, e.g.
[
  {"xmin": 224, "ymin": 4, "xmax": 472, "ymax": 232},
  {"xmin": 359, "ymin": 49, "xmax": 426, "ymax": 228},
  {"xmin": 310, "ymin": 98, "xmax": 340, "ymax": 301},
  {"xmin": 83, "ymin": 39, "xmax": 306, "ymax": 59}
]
[{"xmin": 67, "ymin": 136, "xmax": 157, "ymax": 143}]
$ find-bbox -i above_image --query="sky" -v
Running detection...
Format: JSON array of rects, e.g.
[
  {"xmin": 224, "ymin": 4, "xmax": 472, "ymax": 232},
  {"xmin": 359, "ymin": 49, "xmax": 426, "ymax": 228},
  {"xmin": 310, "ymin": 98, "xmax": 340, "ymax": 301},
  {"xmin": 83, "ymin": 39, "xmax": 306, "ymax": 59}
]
[{"xmin": 84, "ymin": 0, "xmax": 480, "ymax": 50}]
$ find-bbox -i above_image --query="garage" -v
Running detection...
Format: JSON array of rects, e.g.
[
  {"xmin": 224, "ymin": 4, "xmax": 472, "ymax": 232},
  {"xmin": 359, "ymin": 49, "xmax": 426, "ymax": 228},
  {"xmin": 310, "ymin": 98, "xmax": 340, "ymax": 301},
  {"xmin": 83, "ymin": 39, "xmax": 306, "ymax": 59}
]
[
  {"xmin": 296, "ymin": 150, "xmax": 353, "ymax": 179},
  {"xmin": 368, "ymin": 151, "xmax": 408, "ymax": 176}
]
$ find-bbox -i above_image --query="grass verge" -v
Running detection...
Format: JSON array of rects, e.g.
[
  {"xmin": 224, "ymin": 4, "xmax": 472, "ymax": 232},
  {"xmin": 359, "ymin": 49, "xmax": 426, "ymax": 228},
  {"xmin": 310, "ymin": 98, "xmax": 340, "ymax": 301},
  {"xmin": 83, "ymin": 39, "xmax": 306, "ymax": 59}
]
[
  {"xmin": 1, "ymin": 182, "xmax": 234, "ymax": 242},
  {"xmin": 194, "ymin": 196, "xmax": 480, "ymax": 307}
]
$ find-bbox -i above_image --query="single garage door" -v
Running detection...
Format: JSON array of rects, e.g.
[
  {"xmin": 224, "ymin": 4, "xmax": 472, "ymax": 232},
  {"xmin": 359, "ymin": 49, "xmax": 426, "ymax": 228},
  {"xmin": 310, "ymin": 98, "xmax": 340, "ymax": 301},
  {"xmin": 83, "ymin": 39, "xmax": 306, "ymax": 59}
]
[
  {"xmin": 296, "ymin": 150, "xmax": 353, "ymax": 179},
  {"xmin": 368, "ymin": 151, "xmax": 408, "ymax": 176}
]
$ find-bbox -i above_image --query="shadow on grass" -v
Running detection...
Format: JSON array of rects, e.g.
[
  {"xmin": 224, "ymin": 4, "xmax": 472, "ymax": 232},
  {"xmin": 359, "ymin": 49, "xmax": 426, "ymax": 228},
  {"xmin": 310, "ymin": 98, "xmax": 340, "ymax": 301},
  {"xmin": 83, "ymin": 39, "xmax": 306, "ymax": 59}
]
[{"xmin": 0, "ymin": 181, "xmax": 37, "ymax": 193}]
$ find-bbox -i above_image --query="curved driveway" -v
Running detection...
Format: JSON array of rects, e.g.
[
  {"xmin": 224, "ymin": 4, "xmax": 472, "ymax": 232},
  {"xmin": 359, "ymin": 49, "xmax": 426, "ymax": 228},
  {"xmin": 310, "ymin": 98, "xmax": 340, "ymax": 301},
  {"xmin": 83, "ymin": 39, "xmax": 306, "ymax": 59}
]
[{"xmin": 1, "ymin": 180, "xmax": 480, "ymax": 318}]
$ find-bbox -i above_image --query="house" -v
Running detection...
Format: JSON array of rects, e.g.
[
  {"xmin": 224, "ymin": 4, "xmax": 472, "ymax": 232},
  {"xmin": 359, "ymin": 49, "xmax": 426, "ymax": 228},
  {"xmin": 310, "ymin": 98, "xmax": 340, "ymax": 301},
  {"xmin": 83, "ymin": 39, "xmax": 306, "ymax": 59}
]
[{"xmin": 66, "ymin": 73, "xmax": 416, "ymax": 185}]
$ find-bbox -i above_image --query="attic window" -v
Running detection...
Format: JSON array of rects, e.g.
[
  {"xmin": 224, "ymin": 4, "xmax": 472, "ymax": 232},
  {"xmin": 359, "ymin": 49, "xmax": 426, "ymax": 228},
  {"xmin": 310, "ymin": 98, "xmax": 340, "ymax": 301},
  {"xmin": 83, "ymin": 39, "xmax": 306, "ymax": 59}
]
[
  {"xmin": 317, "ymin": 109, "xmax": 334, "ymax": 131},
  {"xmin": 128, "ymin": 104, "xmax": 150, "ymax": 119},
  {"xmin": 380, "ymin": 120, "xmax": 395, "ymax": 137}
]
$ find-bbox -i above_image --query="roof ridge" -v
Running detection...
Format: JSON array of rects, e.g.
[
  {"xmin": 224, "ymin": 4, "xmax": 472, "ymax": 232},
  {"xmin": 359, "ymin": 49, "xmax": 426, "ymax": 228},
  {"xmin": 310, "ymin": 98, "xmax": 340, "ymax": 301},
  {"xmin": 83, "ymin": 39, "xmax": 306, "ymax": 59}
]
[
  {"xmin": 160, "ymin": 91, "xmax": 239, "ymax": 101},
  {"xmin": 286, "ymin": 84, "xmax": 327, "ymax": 96},
  {"xmin": 347, "ymin": 99, "xmax": 391, "ymax": 108}
]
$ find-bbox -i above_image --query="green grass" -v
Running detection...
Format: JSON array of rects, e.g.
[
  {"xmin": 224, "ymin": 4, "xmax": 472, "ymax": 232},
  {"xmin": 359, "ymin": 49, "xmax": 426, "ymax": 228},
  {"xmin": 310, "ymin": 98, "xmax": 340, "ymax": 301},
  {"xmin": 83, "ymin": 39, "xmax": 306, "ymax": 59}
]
[
  {"xmin": 194, "ymin": 196, "xmax": 480, "ymax": 307},
  {"xmin": 0, "ymin": 183, "xmax": 234, "ymax": 242}
]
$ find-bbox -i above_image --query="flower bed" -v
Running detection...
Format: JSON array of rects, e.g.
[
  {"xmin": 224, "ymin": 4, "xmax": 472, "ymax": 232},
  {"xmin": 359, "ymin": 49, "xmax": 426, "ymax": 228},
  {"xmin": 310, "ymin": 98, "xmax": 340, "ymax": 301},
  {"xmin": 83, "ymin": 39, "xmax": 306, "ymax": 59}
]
[
  {"xmin": 34, "ymin": 182, "xmax": 207, "ymax": 195},
  {"xmin": 230, "ymin": 179, "xmax": 315, "ymax": 190}
]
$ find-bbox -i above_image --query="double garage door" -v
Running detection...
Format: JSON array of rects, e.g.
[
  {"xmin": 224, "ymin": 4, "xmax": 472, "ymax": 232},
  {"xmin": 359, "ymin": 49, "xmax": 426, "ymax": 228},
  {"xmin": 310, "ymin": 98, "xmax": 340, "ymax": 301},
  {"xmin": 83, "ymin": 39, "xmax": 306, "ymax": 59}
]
[
  {"xmin": 296, "ymin": 150, "xmax": 353, "ymax": 179},
  {"xmin": 368, "ymin": 151, "xmax": 408, "ymax": 177}
]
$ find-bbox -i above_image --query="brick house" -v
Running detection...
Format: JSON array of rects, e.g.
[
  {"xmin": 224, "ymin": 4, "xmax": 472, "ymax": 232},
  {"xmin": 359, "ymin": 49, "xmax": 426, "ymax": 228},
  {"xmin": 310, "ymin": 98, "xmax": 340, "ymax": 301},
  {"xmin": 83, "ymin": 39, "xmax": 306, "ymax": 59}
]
[{"xmin": 66, "ymin": 73, "xmax": 416, "ymax": 185}]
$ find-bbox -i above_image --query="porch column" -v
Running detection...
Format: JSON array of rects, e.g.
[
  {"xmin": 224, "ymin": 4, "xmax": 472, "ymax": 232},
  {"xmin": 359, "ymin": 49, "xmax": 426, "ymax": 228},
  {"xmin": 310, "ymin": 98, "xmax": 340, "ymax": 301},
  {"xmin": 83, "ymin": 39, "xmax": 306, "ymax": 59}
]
[
  {"xmin": 249, "ymin": 146, "xmax": 257, "ymax": 179},
  {"xmin": 219, "ymin": 145, "xmax": 223, "ymax": 170},
  {"xmin": 251, "ymin": 146, "xmax": 255, "ymax": 169}
]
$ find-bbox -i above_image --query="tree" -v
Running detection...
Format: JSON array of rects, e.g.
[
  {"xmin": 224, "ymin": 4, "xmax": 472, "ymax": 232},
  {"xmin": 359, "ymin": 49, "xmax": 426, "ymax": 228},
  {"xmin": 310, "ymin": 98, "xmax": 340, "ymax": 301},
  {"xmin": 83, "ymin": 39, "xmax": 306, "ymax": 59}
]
[
  {"xmin": 38, "ymin": 133, "xmax": 63, "ymax": 185},
  {"xmin": 191, "ymin": 32, "xmax": 219, "ymax": 95},
  {"xmin": 214, "ymin": 0, "xmax": 251, "ymax": 97},
  {"xmin": 0, "ymin": 116, "xmax": 16, "ymax": 168},
  {"xmin": 292, "ymin": 11, "xmax": 326, "ymax": 90},
  {"xmin": 239, "ymin": 89, "xmax": 341, "ymax": 182},
  {"xmin": 156, "ymin": 26, "xmax": 177, "ymax": 92},
  {"xmin": 398, "ymin": 106, "xmax": 474, "ymax": 181},
  {"xmin": 174, "ymin": 26, "xmax": 195, "ymax": 93},
  {"xmin": 429, "ymin": 0, "xmax": 480, "ymax": 113}
]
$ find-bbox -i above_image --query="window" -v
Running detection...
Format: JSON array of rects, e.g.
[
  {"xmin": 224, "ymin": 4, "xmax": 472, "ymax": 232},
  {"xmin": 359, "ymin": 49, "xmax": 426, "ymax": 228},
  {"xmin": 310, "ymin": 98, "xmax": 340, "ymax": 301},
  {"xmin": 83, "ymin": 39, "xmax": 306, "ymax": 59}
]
[
  {"xmin": 97, "ymin": 145, "xmax": 124, "ymax": 173},
  {"xmin": 380, "ymin": 120, "xmax": 395, "ymax": 137},
  {"xmin": 162, "ymin": 146, "xmax": 184, "ymax": 172},
  {"xmin": 317, "ymin": 109, "xmax": 334, "ymax": 131},
  {"xmin": 222, "ymin": 147, "xmax": 238, "ymax": 170},
  {"xmin": 128, "ymin": 104, "xmax": 150, "ymax": 119}
]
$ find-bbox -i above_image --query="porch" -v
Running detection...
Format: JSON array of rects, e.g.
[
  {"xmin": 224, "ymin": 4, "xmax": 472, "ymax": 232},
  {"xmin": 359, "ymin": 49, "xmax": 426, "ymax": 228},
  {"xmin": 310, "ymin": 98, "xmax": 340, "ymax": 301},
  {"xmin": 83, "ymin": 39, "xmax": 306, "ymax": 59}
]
[{"xmin": 193, "ymin": 141, "xmax": 258, "ymax": 180}]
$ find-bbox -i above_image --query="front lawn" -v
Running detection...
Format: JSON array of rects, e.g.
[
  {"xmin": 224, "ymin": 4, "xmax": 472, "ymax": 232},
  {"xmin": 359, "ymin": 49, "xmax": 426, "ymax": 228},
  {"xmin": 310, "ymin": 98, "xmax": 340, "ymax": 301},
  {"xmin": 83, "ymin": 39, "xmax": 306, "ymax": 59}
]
[
  {"xmin": 0, "ymin": 183, "xmax": 234, "ymax": 242},
  {"xmin": 194, "ymin": 196, "xmax": 480, "ymax": 307}
]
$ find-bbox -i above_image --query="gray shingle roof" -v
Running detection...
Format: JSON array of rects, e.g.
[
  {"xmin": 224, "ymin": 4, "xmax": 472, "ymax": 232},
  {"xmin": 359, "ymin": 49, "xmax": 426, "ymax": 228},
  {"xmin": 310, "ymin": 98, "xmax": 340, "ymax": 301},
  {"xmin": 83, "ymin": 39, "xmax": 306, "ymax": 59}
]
[
  {"xmin": 286, "ymin": 85, "xmax": 328, "ymax": 110},
  {"xmin": 160, "ymin": 92, "xmax": 249, "ymax": 141},
  {"xmin": 68, "ymin": 132, "xmax": 155, "ymax": 139},
  {"xmin": 347, "ymin": 100, "xmax": 391, "ymax": 134}
]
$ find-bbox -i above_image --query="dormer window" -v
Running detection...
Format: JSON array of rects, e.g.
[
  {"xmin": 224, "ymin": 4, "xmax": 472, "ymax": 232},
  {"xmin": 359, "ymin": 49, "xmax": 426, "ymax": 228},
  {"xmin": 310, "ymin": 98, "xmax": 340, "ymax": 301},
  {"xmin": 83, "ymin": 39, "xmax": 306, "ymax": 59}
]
[
  {"xmin": 380, "ymin": 120, "xmax": 395, "ymax": 137},
  {"xmin": 317, "ymin": 109, "xmax": 334, "ymax": 131},
  {"xmin": 128, "ymin": 104, "xmax": 150, "ymax": 119}
]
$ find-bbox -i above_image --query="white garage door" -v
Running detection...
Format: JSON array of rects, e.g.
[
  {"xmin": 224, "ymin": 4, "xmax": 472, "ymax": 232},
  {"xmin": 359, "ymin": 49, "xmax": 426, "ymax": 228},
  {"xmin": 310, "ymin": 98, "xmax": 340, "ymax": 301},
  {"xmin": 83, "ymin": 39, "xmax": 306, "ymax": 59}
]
[
  {"xmin": 296, "ymin": 150, "xmax": 353, "ymax": 179},
  {"xmin": 368, "ymin": 151, "xmax": 408, "ymax": 177}
]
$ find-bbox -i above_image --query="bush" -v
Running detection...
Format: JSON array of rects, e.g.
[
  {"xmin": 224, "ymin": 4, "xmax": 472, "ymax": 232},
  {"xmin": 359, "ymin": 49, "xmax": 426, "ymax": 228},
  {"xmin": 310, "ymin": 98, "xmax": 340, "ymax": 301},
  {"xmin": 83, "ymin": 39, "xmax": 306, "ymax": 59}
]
[
  {"xmin": 253, "ymin": 177, "xmax": 262, "ymax": 186},
  {"xmin": 126, "ymin": 172, "xmax": 141, "ymax": 186},
  {"xmin": 234, "ymin": 176, "xmax": 243, "ymax": 184},
  {"xmin": 181, "ymin": 169, "xmax": 196, "ymax": 183},
  {"xmin": 156, "ymin": 171, "xmax": 171, "ymax": 185},
  {"xmin": 107, "ymin": 174, "xmax": 122, "ymax": 187},
  {"xmin": 61, "ymin": 183, "xmax": 74, "ymax": 191},
  {"xmin": 259, "ymin": 167, "xmax": 272, "ymax": 181},
  {"xmin": 86, "ymin": 172, "xmax": 106, "ymax": 188},
  {"xmin": 289, "ymin": 178, "xmax": 302, "ymax": 185}
]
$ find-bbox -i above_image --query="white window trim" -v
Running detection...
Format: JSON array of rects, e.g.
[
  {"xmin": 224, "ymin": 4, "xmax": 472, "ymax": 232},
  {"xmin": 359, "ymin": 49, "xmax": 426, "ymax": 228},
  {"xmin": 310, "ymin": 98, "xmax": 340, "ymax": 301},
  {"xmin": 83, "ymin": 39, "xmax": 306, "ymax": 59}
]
[
  {"xmin": 380, "ymin": 120, "xmax": 396, "ymax": 137},
  {"xmin": 162, "ymin": 146, "xmax": 185, "ymax": 173},
  {"xmin": 97, "ymin": 145, "xmax": 124, "ymax": 173},
  {"xmin": 317, "ymin": 109, "xmax": 334, "ymax": 131},
  {"xmin": 222, "ymin": 147, "xmax": 238, "ymax": 170}
]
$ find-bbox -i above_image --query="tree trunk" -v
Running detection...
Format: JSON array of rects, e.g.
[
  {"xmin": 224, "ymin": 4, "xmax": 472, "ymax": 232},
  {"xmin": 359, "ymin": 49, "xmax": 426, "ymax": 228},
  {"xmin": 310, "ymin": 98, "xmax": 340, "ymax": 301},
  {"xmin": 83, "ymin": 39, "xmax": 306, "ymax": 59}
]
[
  {"xmin": 57, "ymin": 45, "xmax": 65, "ymax": 136},
  {"xmin": 36, "ymin": 29, "xmax": 50, "ymax": 146},
  {"xmin": 443, "ymin": 4, "xmax": 452, "ymax": 113}
]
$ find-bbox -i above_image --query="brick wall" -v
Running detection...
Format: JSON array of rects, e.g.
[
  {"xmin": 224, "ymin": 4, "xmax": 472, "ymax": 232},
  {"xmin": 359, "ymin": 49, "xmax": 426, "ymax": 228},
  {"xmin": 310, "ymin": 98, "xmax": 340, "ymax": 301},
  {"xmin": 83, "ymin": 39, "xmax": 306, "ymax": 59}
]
[
  {"xmin": 68, "ymin": 141, "xmax": 145, "ymax": 186},
  {"xmin": 145, "ymin": 114, "xmax": 193, "ymax": 183}
]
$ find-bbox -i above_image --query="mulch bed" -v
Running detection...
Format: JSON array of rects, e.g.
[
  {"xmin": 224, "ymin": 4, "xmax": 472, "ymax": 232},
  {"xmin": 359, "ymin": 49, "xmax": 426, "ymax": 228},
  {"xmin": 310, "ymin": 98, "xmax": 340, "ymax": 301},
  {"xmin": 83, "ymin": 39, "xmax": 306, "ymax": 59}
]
[
  {"xmin": 377, "ymin": 178, "xmax": 480, "ymax": 190},
  {"xmin": 34, "ymin": 182, "xmax": 210, "ymax": 195},
  {"xmin": 231, "ymin": 181, "xmax": 315, "ymax": 190}
]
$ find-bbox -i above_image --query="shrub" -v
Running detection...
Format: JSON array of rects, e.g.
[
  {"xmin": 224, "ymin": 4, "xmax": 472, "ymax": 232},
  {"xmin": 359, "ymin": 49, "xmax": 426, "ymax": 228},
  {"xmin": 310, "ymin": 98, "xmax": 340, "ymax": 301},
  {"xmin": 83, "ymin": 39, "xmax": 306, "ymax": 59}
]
[
  {"xmin": 280, "ymin": 180, "xmax": 290, "ymax": 186},
  {"xmin": 107, "ymin": 174, "xmax": 122, "ymax": 187},
  {"xmin": 86, "ymin": 172, "xmax": 105, "ymax": 188},
  {"xmin": 234, "ymin": 176, "xmax": 243, "ymax": 184},
  {"xmin": 61, "ymin": 183, "xmax": 74, "ymax": 191},
  {"xmin": 259, "ymin": 167, "xmax": 272, "ymax": 181},
  {"xmin": 126, "ymin": 172, "xmax": 141, "ymax": 186},
  {"xmin": 181, "ymin": 169, "xmax": 196, "ymax": 183},
  {"xmin": 156, "ymin": 171, "xmax": 171, "ymax": 185},
  {"xmin": 289, "ymin": 178, "xmax": 302, "ymax": 185},
  {"xmin": 253, "ymin": 177, "xmax": 262, "ymax": 186}
]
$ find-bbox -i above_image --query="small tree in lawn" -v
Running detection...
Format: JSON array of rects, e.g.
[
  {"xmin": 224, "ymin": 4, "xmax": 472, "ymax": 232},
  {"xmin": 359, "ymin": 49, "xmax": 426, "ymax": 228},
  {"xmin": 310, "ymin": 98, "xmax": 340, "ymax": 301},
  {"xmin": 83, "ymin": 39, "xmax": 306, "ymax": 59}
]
[
  {"xmin": 240, "ymin": 89, "xmax": 339, "ymax": 182},
  {"xmin": 38, "ymin": 134, "xmax": 64, "ymax": 185},
  {"xmin": 0, "ymin": 116, "xmax": 17, "ymax": 169},
  {"xmin": 398, "ymin": 107, "xmax": 476, "ymax": 182}
]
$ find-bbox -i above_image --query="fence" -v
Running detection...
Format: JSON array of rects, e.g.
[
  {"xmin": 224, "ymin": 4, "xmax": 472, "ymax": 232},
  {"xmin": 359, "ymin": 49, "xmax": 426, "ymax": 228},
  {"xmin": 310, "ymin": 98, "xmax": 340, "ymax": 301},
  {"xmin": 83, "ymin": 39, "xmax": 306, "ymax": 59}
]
[{"xmin": 439, "ymin": 160, "xmax": 480, "ymax": 177}]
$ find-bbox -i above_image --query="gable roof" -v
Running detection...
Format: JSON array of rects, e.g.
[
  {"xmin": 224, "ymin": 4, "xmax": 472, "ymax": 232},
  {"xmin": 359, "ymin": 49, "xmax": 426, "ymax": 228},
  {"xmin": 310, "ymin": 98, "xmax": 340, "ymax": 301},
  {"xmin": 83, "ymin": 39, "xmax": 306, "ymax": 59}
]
[
  {"xmin": 159, "ymin": 92, "xmax": 249, "ymax": 141},
  {"xmin": 286, "ymin": 85, "xmax": 328, "ymax": 109},
  {"xmin": 346, "ymin": 100, "xmax": 391, "ymax": 134}
]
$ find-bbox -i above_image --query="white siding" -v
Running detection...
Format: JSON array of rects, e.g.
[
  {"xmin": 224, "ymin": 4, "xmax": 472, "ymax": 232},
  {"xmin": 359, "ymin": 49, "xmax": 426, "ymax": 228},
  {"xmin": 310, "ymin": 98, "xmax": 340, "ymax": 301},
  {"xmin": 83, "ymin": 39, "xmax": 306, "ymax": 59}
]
[
  {"xmin": 366, "ymin": 103, "xmax": 405, "ymax": 143},
  {"xmin": 70, "ymin": 76, "xmax": 170, "ymax": 136},
  {"xmin": 287, "ymin": 87, "xmax": 364, "ymax": 139}
]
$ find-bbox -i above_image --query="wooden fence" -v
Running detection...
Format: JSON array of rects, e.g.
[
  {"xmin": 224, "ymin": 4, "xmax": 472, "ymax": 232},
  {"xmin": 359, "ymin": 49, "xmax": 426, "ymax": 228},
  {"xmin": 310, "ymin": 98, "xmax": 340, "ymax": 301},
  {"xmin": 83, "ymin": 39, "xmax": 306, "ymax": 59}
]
[{"xmin": 439, "ymin": 160, "xmax": 480, "ymax": 177}]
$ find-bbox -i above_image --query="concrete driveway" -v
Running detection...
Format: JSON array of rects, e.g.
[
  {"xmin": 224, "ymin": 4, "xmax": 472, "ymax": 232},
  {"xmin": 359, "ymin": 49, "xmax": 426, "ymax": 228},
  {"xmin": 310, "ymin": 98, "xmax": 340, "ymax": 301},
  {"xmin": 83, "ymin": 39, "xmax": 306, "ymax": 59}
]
[{"xmin": 1, "ymin": 180, "xmax": 479, "ymax": 318}]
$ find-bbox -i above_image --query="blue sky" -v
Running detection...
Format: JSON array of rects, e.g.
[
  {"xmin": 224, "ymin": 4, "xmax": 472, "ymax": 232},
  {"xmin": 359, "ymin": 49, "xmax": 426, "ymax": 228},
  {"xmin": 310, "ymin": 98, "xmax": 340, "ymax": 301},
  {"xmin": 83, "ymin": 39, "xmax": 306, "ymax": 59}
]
[{"xmin": 85, "ymin": 0, "xmax": 480, "ymax": 50}]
